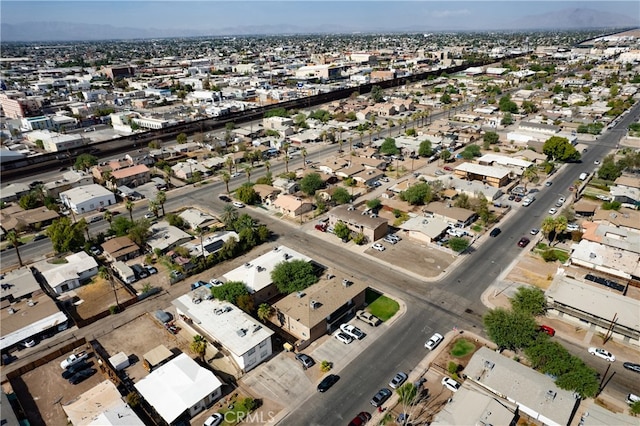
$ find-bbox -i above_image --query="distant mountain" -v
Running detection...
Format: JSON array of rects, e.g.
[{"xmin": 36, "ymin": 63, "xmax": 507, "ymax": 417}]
[
  {"xmin": 1, "ymin": 8, "xmax": 638, "ymax": 42},
  {"xmin": 507, "ymin": 8, "xmax": 639, "ymax": 30}
]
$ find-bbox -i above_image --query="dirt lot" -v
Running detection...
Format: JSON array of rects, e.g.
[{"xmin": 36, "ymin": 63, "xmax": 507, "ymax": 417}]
[
  {"xmin": 14, "ymin": 344, "xmax": 102, "ymax": 426},
  {"xmin": 74, "ymin": 275, "xmax": 136, "ymax": 319},
  {"xmin": 504, "ymin": 252, "xmax": 559, "ymax": 290}
]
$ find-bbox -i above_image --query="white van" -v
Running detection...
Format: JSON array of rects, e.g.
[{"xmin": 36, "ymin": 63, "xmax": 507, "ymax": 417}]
[
  {"xmin": 627, "ymin": 393, "xmax": 640, "ymax": 405},
  {"xmin": 579, "ymin": 172, "xmax": 588, "ymax": 181}
]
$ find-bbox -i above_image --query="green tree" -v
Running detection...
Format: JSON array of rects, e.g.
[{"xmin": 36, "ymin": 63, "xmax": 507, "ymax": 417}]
[
  {"xmin": 461, "ymin": 144, "xmax": 481, "ymax": 160},
  {"xmin": 597, "ymin": 156, "xmax": 622, "ymax": 181},
  {"xmin": 543, "ymin": 136, "xmax": 580, "ymax": 162},
  {"xmin": 18, "ymin": 192, "xmax": 42, "ymax": 210},
  {"xmin": 236, "ymin": 294, "xmax": 255, "ymax": 314},
  {"xmin": 396, "ymin": 382, "xmax": 418, "ymax": 419},
  {"xmin": 155, "ymin": 190, "xmax": 167, "ymax": 216},
  {"xmin": 380, "ymin": 138, "xmax": 399, "ymax": 155},
  {"xmin": 483, "ymin": 131, "xmax": 499, "ymax": 145},
  {"xmin": 448, "ymin": 237, "xmax": 470, "ymax": 252},
  {"xmin": 498, "ymin": 95, "xmax": 519, "ymax": 113},
  {"xmin": 511, "ymin": 286, "xmax": 547, "ymax": 316},
  {"xmin": 270, "ymin": 259, "xmax": 318, "ymax": 294},
  {"xmin": 125, "ymin": 199, "xmax": 134, "ymax": 221},
  {"xmin": 218, "ymin": 236, "xmax": 239, "ymax": 260},
  {"xmin": 541, "ymin": 216, "xmax": 557, "ymax": 244},
  {"xmin": 630, "ymin": 400, "xmax": 640, "ymax": 415},
  {"xmin": 211, "ymin": 281, "xmax": 249, "ymax": 303},
  {"xmin": 236, "ymin": 184, "xmax": 259, "ymax": 205},
  {"xmin": 257, "ymin": 303, "xmax": 274, "ymax": 322},
  {"xmin": 221, "ymin": 205, "xmax": 239, "ymax": 229},
  {"xmin": 74, "ymin": 154, "xmax": 98, "ymax": 171},
  {"xmin": 299, "ymin": 173, "xmax": 324, "ymax": 196},
  {"xmin": 366, "ymin": 198, "xmax": 382, "ymax": 211},
  {"xmin": 418, "ymin": 139, "xmax": 433, "ymax": 157},
  {"xmin": 555, "ymin": 365, "xmax": 600, "ymax": 398},
  {"xmin": 440, "ymin": 149, "xmax": 452, "ymax": 163},
  {"xmin": 522, "ymin": 166, "xmax": 539, "ymax": 191},
  {"xmin": 6, "ymin": 231, "xmax": 23, "ymax": 267},
  {"xmin": 176, "ymin": 133, "xmax": 188, "ymax": 144},
  {"xmin": 400, "ymin": 182, "xmax": 432, "ymax": 205},
  {"xmin": 370, "ymin": 85, "xmax": 384, "ymax": 103},
  {"xmin": 500, "ymin": 112, "xmax": 513, "ymax": 126},
  {"xmin": 190, "ymin": 335, "xmax": 207, "ymax": 362},
  {"xmin": 334, "ymin": 221, "xmax": 351, "ymax": 241},
  {"xmin": 103, "ymin": 209, "xmax": 113, "ymax": 226},
  {"xmin": 483, "ymin": 308, "xmax": 538, "ymax": 350},
  {"xmin": 46, "ymin": 217, "xmax": 87, "ymax": 253},
  {"xmin": 128, "ymin": 219, "xmax": 151, "ymax": 247},
  {"xmin": 332, "ymin": 187, "xmax": 351, "ymax": 204},
  {"xmin": 148, "ymin": 199, "xmax": 159, "ymax": 218}
]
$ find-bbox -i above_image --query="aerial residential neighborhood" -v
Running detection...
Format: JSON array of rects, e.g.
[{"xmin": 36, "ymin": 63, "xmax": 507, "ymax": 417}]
[{"xmin": 1, "ymin": 3, "xmax": 640, "ymax": 426}]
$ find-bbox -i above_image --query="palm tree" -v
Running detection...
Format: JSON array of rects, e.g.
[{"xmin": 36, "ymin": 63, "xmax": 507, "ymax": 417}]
[
  {"xmin": 125, "ymin": 199, "xmax": 134, "ymax": 221},
  {"xmin": 221, "ymin": 205, "xmax": 238, "ymax": 229},
  {"xmin": 195, "ymin": 226, "xmax": 205, "ymax": 258},
  {"xmin": 7, "ymin": 231, "xmax": 22, "ymax": 267},
  {"xmin": 368, "ymin": 128, "xmax": 374, "ymax": 145},
  {"xmin": 387, "ymin": 119, "xmax": 393, "ymax": 137},
  {"xmin": 337, "ymin": 138, "xmax": 344, "ymax": 154},
  {"xmin": 244, "ymin": 165, "xmax": 253, "ymax": 183},
  {"xmin": 190, "ymin": 335, "xmax": 207, "ymax": 362},
  {"xmin": 553, "ymin": 216, "xmax": 568, "ymax": 246},
  {"xmin": 522, "ymin": 166, "xmax": 539, "ymax": 192},
  {"xmin": 358, "ymin": 129, "xmax": 364, "ymax": 148},
  {"xmin": 348, "ymin": 137, "xmax": 354, "ymax": 153},
  {"xmin": 284, "ymin": 154, "xmax": 290, "ymax": 173},
  {"xmin": 103, "ymin": 210, "xmax": 113, "ymax": 227},
  {"xmin": 148, "ymin": 200, "xmax": 159, "ymax": 218},
  {"xmin": 257, "ymin": 303, "xmax": 274, "ymax": 322},
  {"xmin": 101, "ymin": 170, "xmax": 112, "ymax": 184},
  {"xmin": 301, "ymin": 148, "xmax": 307, "ymax": 169},
  {"xmin": 224, "ymin": 156, "xmax": 234, "ymax": 175},
  {"xmin": 221, "ymin": 171, "xmax": 231, "ymax": 193},
  {"xmin": 541, "ymin": 216, "xmax": 556, "ymax": 244},
  {"xmin": 156, "ymin": 190, "xmax": 167, "ymax": 216},
  {"xmin": 264, "ymin": 160, "xmax": 271, "ymax": 175}
]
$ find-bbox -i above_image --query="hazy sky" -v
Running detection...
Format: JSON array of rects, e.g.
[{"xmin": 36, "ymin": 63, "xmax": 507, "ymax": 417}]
[{"xmin": 2, "ymin": 1, "xmax": 639, "ymax": 32}]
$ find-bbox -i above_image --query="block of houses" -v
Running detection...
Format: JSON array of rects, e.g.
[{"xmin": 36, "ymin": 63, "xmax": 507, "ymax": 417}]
[
  {"xmin": 62, "ymin": 380, "xmax": 145, "ymax": 426},
  {"xmin": 328, "ymin": 204, "xmax": 388, "ymax": 242},
  {"xmin": 0, "ymin": 182, "xmax": 30, "ymax": 203},
  {"xmin": 101, "ymin": 236, "xmax": 141, "ymax": 262},
  {"xmin": 271, "ymin": 276, "xmax": 367, "ymax": 349},
  {"xmin": 611, "ymin": 174, "xmax": 640, "ymax": 209},
  {"xmin": 0, "ymin": 205, "xmax": 60, "ymax": 232},
  {"xmin": 60, "ymin": 184, "xmax": 116, "ymax": 214},
  {"xmin": 453, "ymin": 163, "xmax": 511, "ymax": 187},
  {"xmin": 178, "ymin": 208, "xmax": 218, "ymax": 230},
  {"xmin": 39, "ymin": 251, "xmax": 98, "ymax": 295},
  {"xmin": 592, "ymin": 207, "xmax": 640, "ymax": 232},
  {"xmin": 147, "ymin": 221, "xmax": 193, "ymax": 254},
  {"xmin": 252, "ymin": 184, "xmax": 281, "ymax": 205},
  {"xmin": 44, "ymin": 170, "xmax": 94, "ymax": 198},
  {"xmin": 423, "ymin": 201, "xmax": 477, "ymax": 228},
  {"xmin": 273, "ymin": 194, "xmax": 313, "ymax": 218},
  {"xmin": 1, "ymin": 267, "xmax": 68, "ymax": 352},
  {"xmin": 106, "ymin": 164, "xmax": 151, "ymax": 190},
  {"xmin": 171, "ymin": 162, "xmax": 209, "ymax": 180},
  {"xmin": 135, "ymin": 353, "xmax": 223, "ymax": 425},
  {"xmin": 173, "ymin": 296, "xmax": 273, "ymax": 373},
  {"xmin": 223, "ymin": 245, "xmax": 311, "ymax": 304}
]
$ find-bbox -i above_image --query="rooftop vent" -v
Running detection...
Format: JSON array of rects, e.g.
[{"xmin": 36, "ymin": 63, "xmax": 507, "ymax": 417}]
[
  {"xmin": 27, "ymin": 300, "xmax": 35, "ymax": 307},
  {"xmin": 484, "ymin": 360, "xmax": 495, "ymax": 370},
  {"xmin": 252, "ymin": 324, "xmax": 262, "ymax": 333},
  {"xmin": 283, "ymin": 253, "xmax": 291, "ymax": 260},
  {"xmin": 545, "ymin": 390, "xmax": 557, "ymax": 401},
  {"xmin": 8, "ymin": 307, "xmax": 15, "ymax": 314},
  {"xmin": 589, "ymin": 252, "xmax": 597, "ymax": 259},
  {"xmin": 245, "ymin": 262, "xmax": 253, "ymax": 268},
  {"xmin": 237, "ymin": 328, "xmax": 248, "ymax": 337},
  {"xmin": 342, "ymin": 279, "xmax": 352, "ymax": 287},
  {"xmin": 310, "ymin": 300, "xmax": 320, "ymax": 309},
  {"xmin": 297, "ymin": 291, "xmax": 306, "ymax": 298}
]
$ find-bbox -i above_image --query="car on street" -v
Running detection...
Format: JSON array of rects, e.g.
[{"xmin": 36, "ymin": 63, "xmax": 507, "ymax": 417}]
[
  {"xmin": 441, "ymin": 377, "xmax": 461, "ymax": 392},
  {"xmin": 538, "ymin": 325, "xmax": 556, "ymax": 336},
  {"xmin": 218, "ymin": 194, "xmax": 231, "ymax": 202},
  {"xmin": 144, "ymin": 212, "xmax": 155, "ymax": 219},
  {"xmin": 545, "ymin": 181, "xmax": 553, "ymax": 187},
  {"xmin": 530, "ymin": 228, "xmax": 540, "ymax": 235},
  {"xmin": 231, "ymin": 172, "xmax": 242, "ymax": 178},
  {"xmin": 594, "ymin": 160, "xmax": 600, "ymax": 165},
  {"xmin": 317, "ymin": 374, "xmax": 340, "ymax": 392},
  {"xmin": 356, "ymin": 310, "xmax": 382, "ymax": 327},
  {"xmin": 232, "ymin": 201, "xmax": 245, "ymax": 208},
  {"xmin": 517, "ymin": 237, "xmax": 530, "ymax": 248},
  {"xmin": 347, "ymin": 412, "xmax": 372, "ymax": 426},
  {"xmin": 548, "ymin": 208, "xmax": 557, "ymax": 215},
  {"xmin": 33, "ymin": 234, "xmax": 47, "ymax": 241},
  {"xmin": 340, "ymin": 323, "xmax": 365, "ymax": 340},
  {"xmin": 489, "ymin": 228, "xmax": 501, "ymax": 237},
  {"xmin": 68, "ymin": 367, "xmax": 97, "ymax": 385},
  {"xmin": 389, "ymin": 372, "xmax": 408, "ymax": 389},
  {"xmin": 425, "ymin": 332, "xmax": 444, "ymax": 350},
  {"xmin": 372, "ymin": 243, "xmax": 385, "ymax": 251},
  {"xmin": 555, "ymin": 196, "xmax": 566, "ymax": 207},
  {"xmin": 335, "ymin": 332, "xmax": 354, "ymax": 345},
  {"xmin": 623, "ymin": 362, "xmax": 640, "ymax": 373},
  {"xmin": 295, "ymin": 353, "xmax": 315, "ymax": 369},
  {"xmin": 588, "ymin": 347, "xmax": 615, "ymax": 362},
  {"xmin": 370, "ymin": 388, "xmax": 392, "ymax": 407},
  {"xmin": 203, "ymin": 413, "xmax": 223, "ymax": 426},
  {"xmin": 191, "ymin": 281, "xmax": 208, "ymax": 291}
]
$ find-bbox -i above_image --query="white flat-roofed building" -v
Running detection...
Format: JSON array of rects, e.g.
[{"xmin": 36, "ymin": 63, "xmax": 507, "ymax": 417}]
[
  {"xmin": 132, "ymin": 116, "xmax": 171, "ymax": 130},
  {"xmin": 135, "ymin": 353, "xmax": 222, "ymax": 424},
  {"xmin": 26, "ymin": 129, "xmax": 85, "ymax": 152},
  {"xmin": 223, "ymin": 245, "xmax": 311, "ymax": 303},
  {"xmin": 464, "ymin": 347, "xmax": 579, "ymax": 426},
  {"xmin": 547, "ymin": 275, "xmax": 640, "ymax": 347},
  {"xmin": 39, "ymin": 251, "xmax": 98, "ymax": 295},
  {"xmin": 477, "ymin": 153, "xmax": 533, "ymax": 173},
  {"xmin": 579, "ymin": 402, "xmax": 638, "ymax": 426},
  {"xmin": 60, "ymin": 184, "xmax": 116, "ymax": 214},
  {"xmin": 453, "ymin": 162, "xmax": 511, "ymax": 187},
  {"xmin": 62, "ymin": 380, "xmax": 145, "ymax": 426},
  {"xmin": 432, "ymin": 387, "xmax": 517, "ymax": 426},
  {"xmin": 398, "ymin": 215, "xmax": 449, "ymax": 243},
  {"xmin": 147, "ymin": 221, "xmax": 193, "ymax": 253},
  {"xmin": 182, "ymin": 230, "xmax": 238, "ymax": 258},
  {"xmin": 173, "ymin": 296, "xmax": 273, "ymax": 373},
  {"xmin": 569, "ymin": 239, "xmax": 640, "ymax": 280}
]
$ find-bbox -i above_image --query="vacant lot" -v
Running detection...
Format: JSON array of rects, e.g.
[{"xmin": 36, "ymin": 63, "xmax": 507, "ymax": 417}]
[{"xmin": 74, "ymin": 276, "xmax": 136, "ymax": 319}]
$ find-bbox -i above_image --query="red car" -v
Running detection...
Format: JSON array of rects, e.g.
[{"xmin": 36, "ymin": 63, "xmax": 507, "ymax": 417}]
[
  {"xmin": 539, "ymin": 325, "xmax": 555, "ymax": 336},
  {"xmin": 348, "ymin": 412, "xmax": 372, "ymax": 426},
  {"xmin": 315, "ymin": 223, "xmax": 327, "ymax": 232},
  {"xmin": 443, "ymin": 166, "xmax": 453, "ymax": 171},
  {"xmin": 517, "ymin": 237, "xmax": 530, "ymax": 247}
]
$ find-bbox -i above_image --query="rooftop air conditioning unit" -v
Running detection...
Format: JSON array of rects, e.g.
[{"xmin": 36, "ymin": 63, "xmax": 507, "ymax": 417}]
[{"xmin": 297, "ymin": 291, "xmax": 305, "ymax": 298}]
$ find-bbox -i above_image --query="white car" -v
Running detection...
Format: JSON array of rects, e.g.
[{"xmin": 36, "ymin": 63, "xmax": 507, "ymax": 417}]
[
  {"xmin": 594, "ymin": 160, "xmax": 600, "ymax": 165},
  {"xmin": 425, "ymin": 333, "xmax": 444, "ymax": 350},
  {"xmin": 232, "ymin": 201, "xmax": 245, "ymax": 208},
  {"xmin": 203, "ymin": 413, "xmax": 223, "ymax": 426},
  {"xmin": 548, "ymin": 208, "xmax": 557, "ymax": 215},
  {"xmin": 334, "ymin": 331, "xmax": 354, "ymax": 345},
  {"xmin": 144, "ymin": 212, "xmax": 155, "ymax": 219},
  {"xmin": 372, "ymin": 243, "xmax": 385, "ymax": 252},
  {"xmin": 383, "ymin": 236, "xmax": 398, "ymax": 244},
  {"xmin": 588, "ymin": 347, "xmax": 615, "ymax": 362},
  {"xmin": 340, "ymin": 323, "xmax": 365, "ymax": 340},
  {"xmin": 389, "ymin": 372, "xmax": 408, "ymax": 389},
  {"xmin": 441, "ymin": 377, "xmax": 461, "ymax": 392},
  {"xmin": 209, "ymin": 279, "xmax": 223, "ymax": 287}
]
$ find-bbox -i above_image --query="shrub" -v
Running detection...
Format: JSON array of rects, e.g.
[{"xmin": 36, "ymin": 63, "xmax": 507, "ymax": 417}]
[
  {"xmin": 541, "ymin": 250, "xmax": 559, "ymax": 262},
  {"xmin": 320, "ymin": 360, "xmax": 333, "ymax": 372}
]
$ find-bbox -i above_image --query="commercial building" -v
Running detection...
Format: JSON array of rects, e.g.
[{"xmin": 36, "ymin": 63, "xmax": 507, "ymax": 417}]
[
  {"xmin": 432, "ymin": 387, "xmax": 518, "ymax": 426},
  {"xmin": 173, "ymin": 296, "xmax": 274, "ymax": 373},
  {"xmin": 26, "ymin": 129, "xmax": 85, "ymax": 153},
  {"xmin": 60, "ymin": 184, "xmax": 116, "ymax": 214},
  {"xmin": 0, "ymin": 91, "xmax": 42, "ymax": 118},
  {"xmin": 44, "ymin": 170, "xmax": 94, "ymax": 198}
]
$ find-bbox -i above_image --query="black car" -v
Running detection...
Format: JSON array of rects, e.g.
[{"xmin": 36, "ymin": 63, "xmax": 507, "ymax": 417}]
[
  {"xmin": 370, "ymin": 388, "xmax": 392, "ymax": 407},
  {"xmin": 489, "ymin": 228, "xmax": 501, "ymax": 237},
  {"xmin": 218, "ymin": 194, "xmax": 232, "ymax": 202},
  {"xmin": 62, "ymin": 361, "xmax": 91, "ymax": 379},
  {"xmin": 68, "ymin": 368, "xmax": 97, "ymax": 384},
  {"xmin": 623, "ymin": 362, "xmax": 640, "ymax": 373},
  {"xmin": 317, "ymin": 374, "xmax": 340, "ymax": 392}
]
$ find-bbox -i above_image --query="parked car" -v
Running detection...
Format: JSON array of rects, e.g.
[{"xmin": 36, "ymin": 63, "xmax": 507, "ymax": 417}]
[
  {"xmin": 356, "ymin": 310, "xmax": 381, "ymax": 327},
  {"xmin": 21, "ymin": 338, "xmax": 36, "ymax": 348},
  {"xmin": 517, "ymin": 237, "xmax": 530, "ymax": 248},
  {"xmin": 335, "ymin": 332, "xmax": 354, "ymax": 345},
  {"xmin": 68, "ymin": 367, "xmax": 97, "ymax": 385},
  {"xmin": 33, "ymin": 234, "xmax": 47, "ymax": 241},
  {"xmin": 218, "ymin": 194, "xmax": 232, "ymax": 203},
  {"xmin": 154, "ymin": 310, "xmax": 173, "ymax": 324},
  {"xmin": 489, "ymin": 228, "xmax": 501, "ymax": 237},
  {"xmin": 347, "ymin": 412, "xmax": 372, "ymax": 426},
  {"xmin": 145, "ymin": 265, "xmax": 158, "ymax": 275},
  {"xmin": 60, "ymin": 351, "xmax": 89, "ymax": 369},
  {"xmin": 317, "ymin": 374, "xmax": 340, "ymax": 392},
  {"xmin": 623, "ymin": 362, "xmax": 640, "ymax": 374},
  {"xmin": 548, "ymin": 207, "xmax": 557, "ymax": 215},
  {"xmin": 209, "ymin": 278, "xmax": 223, "ymax": 287},
  {"xmin": 588, "ymin": 347, "xmax": 615, "ymax": 362},
  {"xmin": 389, "ymin": 372, "xmax": 408, "ymax": 389},
  {"xmin": 295, "ymin": 353, "xmax": 315, "ymax": 369},
  {"xmin": 383, "ymin": 236, "xmax": 398, "ymax": 244},
  {"xmin": 203, "ymin": 413, "xmax": 223, "ymax": 426},
  {"xmin": 545, "ymin": 181, "xmax": 553, "ymax": 187},
  {"xmin": 370, "ymin": 388, "xmax": 392, "ymax": 407},
  {"xmin": 340, "ymin": 323, "xmax": 365, "ymax": 340},
  {"xmin": 425, "ymin": 333, "xmax": 444, "ymax": 350},
  {"xmin": 538, "ymin": 325, "xmax": 555, "ymax": 336},
  {"xmin": 315, "ymin": 223, "xmax": 327, "ymax": 232},
  {"xmin": 443, "ymin": 166, "xmax": 453, "ymax": 171},
  {"xmin": 372, "ymin": 243, "xmax": 385, "ymax": 252},
  {"xmin": 191, "ymin": 280, "xmax": 208, "ymax": 290},
  {"xmin": 61, "ymin": 361, "xmax": 91, "ymax": 379},
  {"xmin": 131, "ymin": 264, "xmax": 149, "ymax": 279},
  {"xmin": 441, "ymin": 377, "xmax": 461, "ymax": 392},
  {"xmin": 530, "ymin": 228, "xmax": 540, "ymax": 235},
  {"xmin": 232, "ymin": 201, "xmax": 245, "ymax": 208}
]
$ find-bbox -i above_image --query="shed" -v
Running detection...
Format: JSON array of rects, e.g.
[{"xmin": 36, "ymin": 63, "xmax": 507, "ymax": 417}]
[
  {"xmin": 108, "ymin": 351, "xmax": 130, "ymax": 371},
  {"xmin": 143, "ymin": 344, "xmax": 173, "ymax": 372}
]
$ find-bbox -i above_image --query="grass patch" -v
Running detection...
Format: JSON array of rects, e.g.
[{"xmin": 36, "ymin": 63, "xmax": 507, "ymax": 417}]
[
  {"xmin": 472, "ymin": 224, "xmax": 483, "ymax": 232},
  {"xmin": 49, "ymin": 258, "xmax": 69, "ymax": 264},
  {"xmin": 450, "ymin": 338, "xmax": 476, "ymax": 358},
  {"xmin": 218, "ymin": 395, "xmax": 257, "ymax": 426},
  {"xmin": 535, "ymin": 242, "xmax": 548, "ymax": 250},
  {"xmin": 366, "ymin": 294, "xmax": 399, "ymax": 322}
]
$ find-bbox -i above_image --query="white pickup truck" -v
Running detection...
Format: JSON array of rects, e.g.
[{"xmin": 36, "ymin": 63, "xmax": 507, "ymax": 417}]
[{"xmin": 60, "ymin": 351, "xmax": 89, "ymax": 369}]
